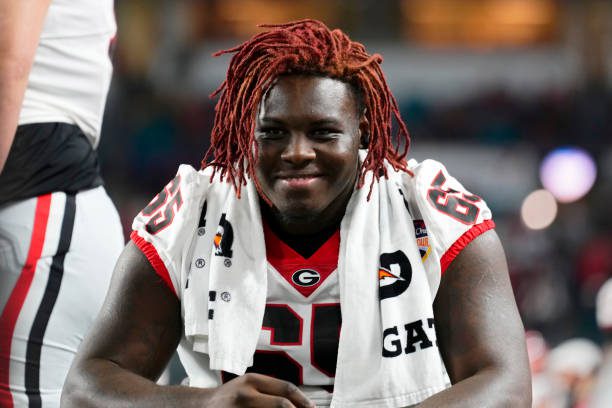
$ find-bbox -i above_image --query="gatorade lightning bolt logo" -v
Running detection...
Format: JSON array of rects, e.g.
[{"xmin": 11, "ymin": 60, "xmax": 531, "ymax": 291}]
[
  {"xmin": 378, "ymin": 250, "xmax": 412, "ymax": 300},
  {"xmin": 214, "ymin": 213, "xmax": 233, "ymax": 258},
  {"xmin": 378, "ymin": 267, "xmax": 405, "ymax": 281}
]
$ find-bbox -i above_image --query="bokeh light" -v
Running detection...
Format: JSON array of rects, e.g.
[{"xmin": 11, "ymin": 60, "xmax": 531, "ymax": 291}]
[
  {"xmin": 539, "ymin": 147, "xmax": 597, "ymax": 203},
  {"xmin": 521, "ymin": 189, "xmax": 558, "ymax": 230}
]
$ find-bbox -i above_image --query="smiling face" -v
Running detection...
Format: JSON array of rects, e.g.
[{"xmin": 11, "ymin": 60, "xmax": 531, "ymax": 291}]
[{"xmin": 254, "ymin": 75, "xmax": 364, "ymax": 233}]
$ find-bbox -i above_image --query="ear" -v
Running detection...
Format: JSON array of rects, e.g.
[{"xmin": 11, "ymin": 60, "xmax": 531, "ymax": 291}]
[{"xmin": 359, "ymin": 108, "xmax": 370, "ymax": 149}]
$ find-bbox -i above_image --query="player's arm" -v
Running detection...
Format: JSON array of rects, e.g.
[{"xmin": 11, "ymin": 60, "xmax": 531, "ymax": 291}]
[
  {"xmin": 61, "ymin": 242, "xmax": 315, "ymax": 408},
  {"xmin": 0, "ymin": 0, "xmax": 51, "ymax": 173},
  {"xmin": 418, "ymin": 230, "xmax": 531, "ymax": 407}
]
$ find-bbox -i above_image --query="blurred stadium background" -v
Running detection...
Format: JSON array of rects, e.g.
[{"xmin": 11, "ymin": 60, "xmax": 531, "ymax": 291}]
[{"xmin": 105, "ymin": 1, "xmax": 611, "ymax": 405}]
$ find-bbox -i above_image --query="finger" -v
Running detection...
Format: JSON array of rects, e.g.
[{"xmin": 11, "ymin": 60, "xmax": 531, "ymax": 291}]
[
  {"xmin": 244, "ymin": 374, "xmax": 314, "ymax": 408},
  {"xmin": 247, "ymin": 393, "xmax": 297, "ymax": 408}
]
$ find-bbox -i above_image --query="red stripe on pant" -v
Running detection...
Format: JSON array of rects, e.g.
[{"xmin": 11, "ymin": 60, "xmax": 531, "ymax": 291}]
[{"xmin": 0, "ymin": 194, "xmax": 52, "ymax": 407}]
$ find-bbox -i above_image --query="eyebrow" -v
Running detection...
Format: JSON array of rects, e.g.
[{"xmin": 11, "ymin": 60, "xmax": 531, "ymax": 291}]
[{"xmin": 257, "ymin": 117, "xmax": 343, "ymax": 126}]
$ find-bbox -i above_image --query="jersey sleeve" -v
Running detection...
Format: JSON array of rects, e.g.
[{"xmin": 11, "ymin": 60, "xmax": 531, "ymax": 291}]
[
  {"xmin": 131, "ymin": 164, "xmax": 205, "ymax": 297},
  {"xmin": 406, "ymin": 159, "xmax": 495, "ymax": 275}
]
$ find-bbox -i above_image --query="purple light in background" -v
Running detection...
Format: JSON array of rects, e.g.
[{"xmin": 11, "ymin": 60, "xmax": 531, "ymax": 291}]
[{"xmin": 539, "ymin": 147, "xmax": 597, "ymax": 203}]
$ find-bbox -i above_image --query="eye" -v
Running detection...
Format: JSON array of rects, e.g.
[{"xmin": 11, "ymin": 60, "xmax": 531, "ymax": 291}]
[
  {"xmin": 256, "ymin": 128, "xmax": 286, "ymax": 140},
  {"xmin": 311, "ymin": 128, "xmax": 340, "ymax": 140}
]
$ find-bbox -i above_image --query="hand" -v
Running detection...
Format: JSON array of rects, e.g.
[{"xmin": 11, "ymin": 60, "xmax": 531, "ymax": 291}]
[{"xmin": 205, "ymin": 373, "xmax": 315, "ymax": 407}]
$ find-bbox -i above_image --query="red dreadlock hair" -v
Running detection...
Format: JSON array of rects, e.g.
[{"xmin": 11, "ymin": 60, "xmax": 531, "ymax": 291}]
[{"xmin": 202, "ymin": 19, "xmax": 411, "ymax": 199}]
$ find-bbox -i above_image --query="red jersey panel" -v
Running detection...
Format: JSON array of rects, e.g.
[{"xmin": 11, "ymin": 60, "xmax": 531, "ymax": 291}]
[{"xmin": 231, "ymin": 225, "xmax": 342, "ymax": 389}]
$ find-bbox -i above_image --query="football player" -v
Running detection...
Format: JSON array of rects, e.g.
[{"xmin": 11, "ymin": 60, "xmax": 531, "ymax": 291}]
[
  {"xmin": 62, "ymin": 20, "xmax": 530, "ymax": 408},
  {"xmin": 0, "ymin": 1, "xmax": 123, "ymax": 406}
]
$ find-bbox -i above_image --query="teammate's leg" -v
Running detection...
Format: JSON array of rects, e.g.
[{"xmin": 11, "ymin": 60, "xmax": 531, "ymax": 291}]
[{"xmin": 0, "ymin": 188, "xmax": 124, "ymax": 407}]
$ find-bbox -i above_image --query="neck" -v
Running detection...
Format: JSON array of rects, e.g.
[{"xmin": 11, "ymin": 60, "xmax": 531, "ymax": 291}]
[
  {"xmin": 260, "ymin": 187, "xmax": 353, "ymax": 238},
  {"xmin": 261, "ymin": 204, "xmax": 344, "ymax": 259}
]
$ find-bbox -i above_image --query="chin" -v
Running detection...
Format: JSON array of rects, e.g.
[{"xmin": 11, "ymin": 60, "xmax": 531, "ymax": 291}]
[{"xmin": 275, "ymin": 202, "xmax": 322, "ymax": 225}]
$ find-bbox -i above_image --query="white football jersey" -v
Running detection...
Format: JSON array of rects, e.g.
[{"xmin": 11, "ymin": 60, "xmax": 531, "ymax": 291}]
[
  {"xmin": 131, "ymin": 159, "xmax": 494, "ymax": 407},
  {"xmin": 18, "ymin": 0, "xmax": 116, "ymax": 146}
]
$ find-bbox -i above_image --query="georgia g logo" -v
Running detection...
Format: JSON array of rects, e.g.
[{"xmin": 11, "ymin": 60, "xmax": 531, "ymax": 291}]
[
  {"xmin": 292, "ymin": 269, "xmax": 321, "ymax": 287},
  {"xmin": 378, "ymin": 250, "xmax": 412, "ymax": 300},
  {"xmin": 214, "ymin": 213, "xmax": 233, "ymax": 258}
]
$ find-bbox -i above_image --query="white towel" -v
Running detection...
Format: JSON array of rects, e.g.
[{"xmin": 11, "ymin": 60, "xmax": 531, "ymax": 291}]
[
  {"xmin": 183, "ymin": 157, "xmax": 449, "ymax": 407},
  {"xmin": 332, "ymin": 167, "xmax": 448, "ymax": 407},
  {"xmin": 184, "ymin": 176, "xmax": 268, "ymax": 375}
]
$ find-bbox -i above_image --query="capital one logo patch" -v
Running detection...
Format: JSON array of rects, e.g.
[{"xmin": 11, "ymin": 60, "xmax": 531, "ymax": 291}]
[
  {"xmin": 292, "ymin": 269, "xmax": 321, "ymax": 287},
  {"xmin": 378, "ymin": 250, "xmax": 412, "ymax": 300},
  {"xmin": 413, "ymin": 220, "xmax": 431, "ymax": 261},
  {"xmin": 214, "ymin": 213, "xmax": 233, "ymax": 258}
]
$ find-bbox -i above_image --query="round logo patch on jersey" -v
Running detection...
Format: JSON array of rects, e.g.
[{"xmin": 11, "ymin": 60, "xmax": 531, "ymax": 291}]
[{"xmin": 291, "ymin": 269, "xmax": 321, "ymax": 287}]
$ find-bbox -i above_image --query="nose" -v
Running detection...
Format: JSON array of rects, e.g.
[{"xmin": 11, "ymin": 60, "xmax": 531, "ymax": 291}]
[{"xmin": 280, "ymin": 133, "xmax": 316, "ymax": 165}]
